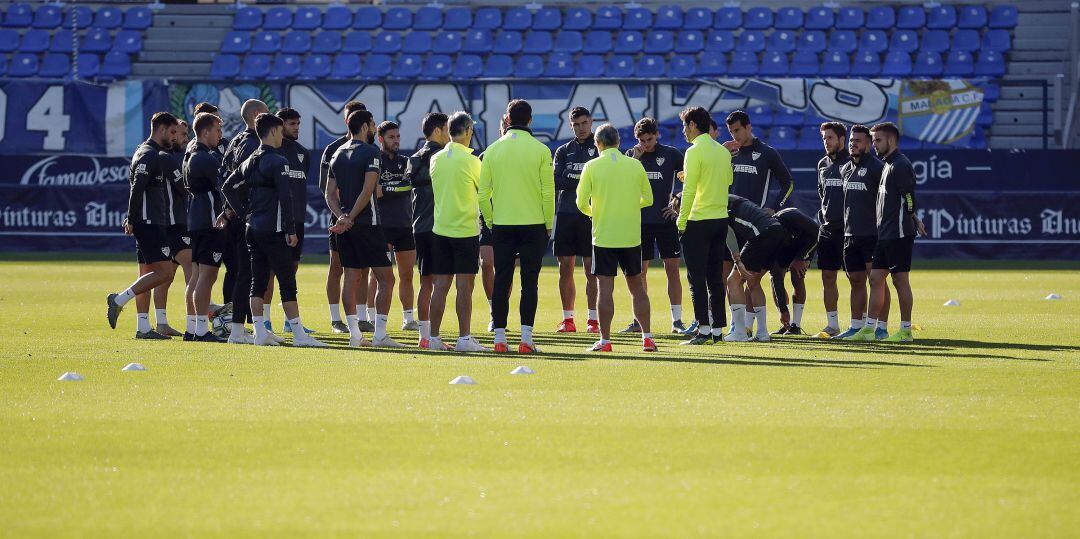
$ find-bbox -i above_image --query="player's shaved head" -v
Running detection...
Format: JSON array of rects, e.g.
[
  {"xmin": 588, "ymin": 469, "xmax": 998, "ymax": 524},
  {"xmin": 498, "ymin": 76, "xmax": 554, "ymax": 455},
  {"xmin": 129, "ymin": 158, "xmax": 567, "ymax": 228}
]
[{"xmin": 241, "ymin": 99, "xmax": 269, "ymax": 127}]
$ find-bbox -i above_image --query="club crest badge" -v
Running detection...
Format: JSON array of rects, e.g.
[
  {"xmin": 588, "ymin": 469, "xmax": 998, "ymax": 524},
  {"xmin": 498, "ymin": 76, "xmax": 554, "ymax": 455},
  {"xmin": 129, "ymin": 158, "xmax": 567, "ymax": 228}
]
[
  {"xmin": 182, "ymin": 236, "xmax": 191, "ymax": 245},
  {"xmin": 298, "ymin": 154, "xmax": 304, "ymax": 163},
  {"xmin": 656, "ymin": 157, "xmax": 665, "ymax": 166},
  {"xmin": 752, "ymin": 152, "xmax": 761, "ymax": 161},
  {"xmin": 858, "ymin": 168, "xmax": 868, "ymax": 177},
  {"xmin": 162, "ymin": 247, "xmax": 171, "ymax": 257},
  {"xmin": 213, "ymin": 252, "xmax": 222, "ymax": 262},
  {"xmin": 588, "ymin": 147, "xmax": 596, "ymax": 156}
]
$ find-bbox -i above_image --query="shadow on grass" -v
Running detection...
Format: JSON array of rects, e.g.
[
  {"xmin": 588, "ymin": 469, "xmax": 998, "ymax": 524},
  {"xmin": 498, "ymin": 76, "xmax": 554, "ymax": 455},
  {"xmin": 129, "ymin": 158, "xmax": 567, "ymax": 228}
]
[{"xmin": 763, "ymin": 335, "xmax": 1061, "ymax": 362}]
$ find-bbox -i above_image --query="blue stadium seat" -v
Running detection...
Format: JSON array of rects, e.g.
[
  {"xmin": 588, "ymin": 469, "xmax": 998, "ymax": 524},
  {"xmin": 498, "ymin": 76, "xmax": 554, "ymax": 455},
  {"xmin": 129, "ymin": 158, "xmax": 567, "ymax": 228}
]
[
  {"xmin": 93, "ymin": 7, "xmax": 122, "ymax": 29},
  {"xmin": 976, "ymin": 102, "xmax": 994, "ymax": 127},
  {"xmin": 123, "ymin": 6, "xmax": 152, "ymax": 30},
  {"xmin": 851, "ymin": 51, "xmax": 881, "ymax": 76},
  {"xmin": 749, "ymin": 105, "xmax": 774, "ymax": 126},
  {"xmin": 239, "ymin": 54, "xmax": 270, "ymax": 79},
  {"xmin": 607, "ymin": 55, "xmax": 634, "ymax": 77},
  {"xmin": 413, "ymin": 7, "xmax": 441, "ymax": 31},
  {"xmin": 715, "ymin": 7, "xmax": 741, "ymax": 30},
  {"xmin": 669, "ymin": 54, "xmax": 695, "ymax": 77},
  {"xmin": 0, "ymin": 29, "xmax": 16, "ymax": 52},
  {"xmin": 645, "ymin": 31, "xmax": 675, "ymax": 54},
  {"xmin": 982, "ymin": 83, "xmax": 1001, "ymax": 102},
  {"xmin": 221, "ymin": 31, "xmax": 250, "ymax": 54},
  {"xmin": 736, "ymin": 30, "xmax": 765, "ymax": 53},
  {"xmin": 443, "ymin": 8, "xmax": 471, "ymax": 31},
  {"xmin": 342, "ymin": 31, "xmax": 372, "ymax": 53},
  {"xmin": 422, "ymin": 54, "xmax": 452, "ymax": 79},
  {"xmin": 913, "ymin": 51, "xmax": 943, "ymax": 76},
  {"xmin": 375, "ymin": 32, "xmax": 402, "ymax": 53},
  {"xmin": 544, "ymin": 52, "xmax": 574, "ymax": 77},
  {"xmin": 636, "ymin": 54, "xmax": 665, "ymax": 78},
  {"xmin": 282, "ymin": 32, "xmax": 311, "ymax": 54},
  {"xmin": 585, "ymin": 31, "xmax": 612, "ymax": 54},
  {"xmin": 383, "ymin": 8, "xmax": 412, "ymax": 31},
  {"xmin": 685, "ymin": 7, "xmax": 712, "ymax": 30},
  {"xmin": 293, "ymin": 7, "xmax": 320, "ymax": 30},
  {"xmin": 483, "ymin": 54, "xmax": 513, "ymax": 77},
  {"xmin": 532, "ymin": 7, "xmax": 562, "ymax": 31},
  {"xmin": 797, "ymin": 127, "xmax": 822, "ymax": 150},
  {"xmin": 263, "ymin": 7, "xmax": 292, "ymax": 30},
  {"xmin": 866, "ymin": 7, "xmax": 895, "ymax": 29},
  {"xmin": 301, "ymin": 54, "xmax": 331, "ymax": 80},
  {"xmin": 698, "ymin": 53, "xmax": 726, "ymax": 76},
  {"xmin": 728, "ymin": 51, "xmax": 758, "ymax": 76},
  {"xmin": 112, "ymin": 30, "xmax": 142, "ymax": 54},
  {"xmin": 615, "ymin": 31, "xmax": 643, "ymax": 54},
  {"xmin": 77, "ymin": 53, "xmax": 100, "ymax": 78},
  {"xmin": 9, "ymin": 53, "xmax": 37, "ymax": 77},
  {"xmin": 462, "ymin": 29, "xmax": 492, "ymax": 54},
  {"xmin": 967, "ymin": 127, "xmax": 987, "ymax": 149},
  {"xmin": 402, "ymin": 31, "xmax": 431, "ymax": 54},
  {"xmin": 504, "ymin": 7, "xmax": 531, "ymax": 31},
  {"xmin": 958, "ymin": 6, "xmax": 987, "ymax": 29},
  {"xmin": 625, "ymin": 7, "xmax": 653, "ymax": 30},
  {"xmin": 269, "ymin": 54, "xmax": 301, "ymax": 80},
  {"xmin": 927, "ymin": 5, "xmax": 956, "ymax": 29},
  {"xmin": 790, "ymin": 51, "xmax": 820, "ymax": 75},
  {"xmin": 759, "ymin": 51, "xmax": 788, "ymax": 76},
  {"xmin": 39, "ymin": 53, "xmax": 70, "ymax": 78},
  {"xmin": 806, "ymin": 7, "xmax": 834, "ymax": 30},
  {"xmin": 362, "ymin": 54, "xmax": 391, "ymax": 78},
  {"xmin": 32, "ymin": 4, "xmax": 62, "ymax": 29},
  {"xmin": 975, "ymin": 50, "xmax": 1005, "ymax": 76},
  {"xmin": 453, "ymin": 54, "xmax": 482, "ymax": 78},
  {"xmin": 860, "ymin": 30, "xmax": 887, "ymax": 53},
  {"xmin": 836, "ymin": 7, "xmax": 864, "ymax": 30},
  {"xmin": 352, "ymin": 6, "xmax": 380, "ymax": 30},
  {"xmin": 494, "ymin": 31, "xmax": 522, "ymax": 54},
  {"xmin": 311, "ymin": 31, "xmax": 341, "ymax": 54},
  {"xmin": 890, "ymin": 30, "xmax": 919, "ymax": 53},
  {"xmin": 331, "ymin": 54, "xmax": 361, "ymax": 79},
  {"xmin": 944, "ymin": 51, "xmax": 974, "ymax": 76},
  {"xmin": 50, "ymin": 29, "xmax": 74, "ymax": 53},
  {"xmin": 744, "ymin": 7, "xmax": 773, "ymax": 29},
  {"xmin": 82, "ymin": 28, "xmax": 112, "ymax": 53},
  {"xmin": 767, "ymin": 30, "xmax": 796, "ymax": 53},
  {"xmin": 654, "ymin": 6, "xmax": 681, "ymax": 30},
  {"xmin": 774, "ymin": 108, "xmax": 802, "ymax": 126},
  {"xmin": 19, "ymin": 29, "xmax": 49, "ymax": 53},
  {"xmin": 576, "ymin": 55, "xmax": 605, "ymax": 77},
  {"xmin": 675, "ymin": 31, "xmax": 704, "ymax": 54},
  {"xmin": 594, "ymin": 6, "xmax": 622, "ymax": 30},
  {"xmin": 882, "ymin": 51, "xmax": 912, "ymax": 76},
  {"xmin": 554, "ymin": 31, "xmax": 583, "ymax": 53},
  {"xmin": 251, "ymin": 31, "xmax": 281, "ymax": 54},
  {"xmin": 513, "ymin": 55, "xmax": 543, "ymax": 77},
  {"xmin": 523, "ymin": 31, "xmax": 552, "ymax": 54},
  {"xmin": 211, "ymin": 54, "xmax": 240, "ymax": 79},
  {"xmin": 65, "ymin": 6, "xmax": 94, "ymax": 29},
  {"xmin": 798, "ymin": 31, "xmax": 826, "ymax": 53},
  {"xmin": 3, "ymin": 3, "xmax": 32, "ymax": 27},
  {"xmin": 828, "ymin": 30, "xmax": 857, "ymax": 54},
  {"xmin": 821, "ymin": 51, "xmax": 849, "ymax": 75},
  {"xmin": 563, "ymin": 8, "xmax": 590, "ymax": 31},
  {"xmin": 769, "ymin": 127, "xmax": 797, "ymax": 150},
  {"xmin": 706, "ymin": 30, "xmax": 734, "ymax": 52},
  {"xmin": 922, "ymin": 30, "xmax": 950, "ymax": 53},
  {"xmin": 774, "ymin": 7, "xmax": 803, "ymax": 30},
  {"xmin": 983, "ymin": 29, "xmax": 1012, "ymax": 52},
  {"xmin": 953, "ymin": 30, "xmax": 980, "ymax": 53},
  {"xmin": 473, "ymin": 7, "xmax": 501, "ymax": 30},
  {"xmin": 896, "ymin": 6, "xmax": 925, "ymax": 29}
]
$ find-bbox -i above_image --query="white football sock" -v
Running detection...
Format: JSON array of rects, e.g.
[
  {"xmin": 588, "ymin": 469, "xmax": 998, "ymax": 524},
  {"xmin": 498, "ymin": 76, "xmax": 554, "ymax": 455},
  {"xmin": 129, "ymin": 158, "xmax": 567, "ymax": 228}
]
[
  {"xmin": 744, "ymin": 310, "xmax": 755, "ymax": 331},
  {"xmin": 494, "ymin": 328, "xmax": 507, "ymax": 344},
  {"xmin": 155, "ymin": 308, "xmax": 168, "ymax": 326},
  {"xmin": 642, "ymin": 332, "xmax": 653, "ymax": 339},
  {"xmin": 697, "ymin": 324, "xmax": 712, "ymax": 336},
  {"xmin": 374, "ymin": 314, "xmax": 388, "ymax": 340},
  {"xmin": 711, "ymin": 326, "xmax": 723, "ymax": 336},
  {"xmin": 864, "ymin": 317, "xmax": 878, "ymax": 329},
  {"xmin": 328, "ymin": 304, "xmax": 342, "ymax": 322},
  {"xmin": 231, "ymin": 322, "xmax": 246, "ymax": 336},
  {"xmin": 402, "ymin": 309, "xmax": 415, "ymax": 323},
  {"xmin": 670, "ymin": 304, "xmax": 682, "ymax": 321},
  {"xmin": 792, "ymin": 303, "xmax": 804, "ymax": 326},
  {"xmin": 900, "ymin": 321, "xmax": 912, "ymax": 331},
  {"xmin": 366, "ymin": 306, "xmax": 377, "ymax": 322},
  {"xmin": 185, "ymin": 315, "xmax": 196, "ymax": 334},
  {"xmin": 252, "ymin": 316, "xmax": 266, "ymax": 339},
  {"xmin": 754, "ymin": 307, "xmax": 767, "ymax": 335},
  {"xmin": 599, "ymin": 337, "xmax": 611, "ymax": 345},
  {"xmin": 356, "ymin": 306, "xmax": 368, "ymax": 322},
  {"xmin": 587, "ymin": 309, "xmax": 598, "ymax": 321},
  {"xmin": 288, "ymin": 317, "xmax": 305, "ymax": 338},
  {"xmin": 851, "ymin": 318, "xmax": 864, "ymax": 329},
  {"xmin": 562, "ymin": 310, "xmax": 574, "ymax": 320},
  {"xmin": 136, "ymin": 313, "xmax": 151, "ymax": 333},
  {"xmin": 418, "ymin": 320, "xmax": 431, "ymax": 339},
  {"xmin": 826, "ymin": 311, "xmax": 839, "ymax": 330},
  {"xmin": 878, "ymin": 320, "xmax": 888, "ymax": 330},
  {"xmin": 115, "ymin": 287, "xmax": 136, "ymax": 307},
  {"xmin": 346, "ymin": 315, "xmax": 361, "ymax": 339},
  {"xmin": 195, "ymin": 315, "xmax": 209, "ymax": 336},
  {"xmin": 521, "ymin": 325, "xmax": 534, "ymax": 344},
  {"xmin": 731, "ymin": 304, "xmax": 747, "ymax": 333}
]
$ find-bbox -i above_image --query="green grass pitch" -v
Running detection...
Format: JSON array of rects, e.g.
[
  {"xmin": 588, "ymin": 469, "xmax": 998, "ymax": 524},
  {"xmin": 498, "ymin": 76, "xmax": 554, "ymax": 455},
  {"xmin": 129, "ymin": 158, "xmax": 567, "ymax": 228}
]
[{"xmin": 1, "ymin": 254, "xmax": 1078, "ymax": 537}]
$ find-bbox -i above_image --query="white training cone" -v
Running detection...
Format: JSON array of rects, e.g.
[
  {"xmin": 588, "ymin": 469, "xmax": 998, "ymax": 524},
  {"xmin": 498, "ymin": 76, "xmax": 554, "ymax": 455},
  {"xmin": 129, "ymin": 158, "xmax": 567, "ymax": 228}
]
[
  {"xmin": 1046, "ymin": 293, "xmax": 1062, "ymax": 300},
  {"xmin": 449, "ymin": 375, "xmax": 476, "ymax": 385},
  {"xmin": 57, "ymin": 372, "xmax": 84, "ymax": 381},
  {"xmin": 511, "ymin": 366, "xmax": 535, "ymax": 375},
  {"xmin": 943, "ymin": 299, "xmax": 960, "ymax": 307},
  {"xmin": 122, "ymin": 363, "xmax": 146, "ymax": 372}
]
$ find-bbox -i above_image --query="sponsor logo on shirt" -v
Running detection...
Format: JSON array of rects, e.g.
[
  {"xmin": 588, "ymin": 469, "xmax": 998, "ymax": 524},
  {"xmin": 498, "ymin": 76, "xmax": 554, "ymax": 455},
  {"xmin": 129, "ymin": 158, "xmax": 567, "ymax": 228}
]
[
  {"xmin": 734, "ymin": 164, "xmax": 759, "ymax": 174},
  {"xmin": 846, "ymin": 182, "xmax": 868, "ymax": 191},
  {"xmin": 283, "ymin": 166, "xmax": 306, "ymax": 180},
  {"xmin": 824, "ymin": 178, "xmax": 843, "ymax": 188}
]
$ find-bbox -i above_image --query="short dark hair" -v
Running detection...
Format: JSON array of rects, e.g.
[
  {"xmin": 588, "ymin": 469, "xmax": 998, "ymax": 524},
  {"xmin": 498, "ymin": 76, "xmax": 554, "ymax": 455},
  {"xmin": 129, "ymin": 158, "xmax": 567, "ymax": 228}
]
[
  {"xmin": 850, "ymin": 124, "xmax": 871, "ymax": 137},
  {"xmin": 820, "ymin": 122, "xmax": 847, "ymax": 140},
  {"xmin": 347, "ymin": 110, "xmax": 373, "ymax": 136},
  {"xmin": 725, "ymin": 110, "xmax": 750, "ymax": 127},
  {"xmin": 448, "ymin": 112, "xmax": 473, "ymax": 138},
  {"xmin": 275, "ymin": 107, "xmax": 301, "ymax": 121},
  {"xmin": 254, "ymin": 113, "xmax": 283, "ymax": 139},
  {"xmin": 569, "ymin": 106, "xmax": 590, "ymax": 120},
  {"xmin": 421, "ymin": 112, "xmax": 448, "ymax": 138},
  {"xmin": 679, "ymin": 106, "xmax": 711, "ymax": 133},
  {"xmin": 634, "ymin": 117, "xmax": 659, "ymax": 137},
  {"xmin": 150, "ymin": 112, "xmax": 179, "ymax": 132},
  {"xmin": 377, "ymin": 121, "xmax": 399, "ymax": 137},
  {"xmin": 870, "ymin": 122, "xmax": 900, "ymax": 140},
  {"xmin": 193, "ymin": 113, "xmax": 221, "ymax": 136},
  {"xmin": 709, "ymin": 117, "xmax": 718, "ymax": 131},
  {"xmin": 344, "ymin": 100, "xmax": 366, "ymax": 114},
  {"xmin": 193, "ymin": 102, "xmax": 218, "ymax": 115},
  {"xmin": 507, "ymin": 99, "xmax": 531, "ymax": 127}
]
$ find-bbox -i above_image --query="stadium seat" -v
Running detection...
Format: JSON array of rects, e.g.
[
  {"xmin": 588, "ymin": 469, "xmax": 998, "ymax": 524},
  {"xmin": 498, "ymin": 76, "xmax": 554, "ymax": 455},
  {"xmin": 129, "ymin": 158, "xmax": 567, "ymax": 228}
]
[
  {"xmin": 735, "ymin": 30, "xmax": 765, "ymax": 53},
  {"xmin": 728, "ymin": 51, "xmax": 758, "ymax": 76},
  {"xmin": 645, "ymin": 31, "xmax": 675, "ymax": 54},
  {"xmin": 821, "ymin": 51, "xmax": 850, "ymax": 75},
  {"xmin": 766, "ymin": 30, "xmax": 796, "ymax": 53},
  {"xmin": 675, "ymin": 31, "xmax": 704, "ymax": 54},
  {"xmin": 544, "ymin": 53, "xmax": 574, "ymax": 77},
  {"xmin": 698, "ymin": 53, "xmax": 726, "ymax": 76},
  {"xmin": 982, "ymin": 83, "xmax": 1001, "ymax": 102},
  {"xmin": 860, "ymin": 30, "xmax": 887, "ymax": 53},
  {"xmin": 749, "ymin": 105, "xmax": 774, "ymax": 126},
  {"xmin": 494, "ymin": 31, "xmax": 523, "ymax": 54},
  {"xmin": 532, "ymin": 7, "xmax": 562, "ymax": 31},
  {"xmin": 263, "ymin": 7, "xmax": 292, "ymax": 30},
  {"xmin": 975, "ymin": 50, "xmax": 1006, "ymax": 76},
  {"xmin": 282, "ymin": 32, "xmax": 312, "ymax": 54},
  {"xmin": 977, "ymin": 102, "xmax": 994, "ymax": 127},
  {"xmin": 615, "ymin": 31, "xmax": 643, "ymax": 54},
  {"xmin": 65, "ymin": 6, "xmax": 94, "ymax": 29},
  {"xmin": 293, "ymin": 7, "xmax": 320, "ymax": 31},
  {"xmin": 774, "ymin": 7, "xmax": 803, "ymax": 30},
  {"xmin": 606, "ymin": 55, "xmax": 634, "ymax": 77},
  {"xmin": 654, "ymin": 6, "xmax": 681, "ymax": 30},
  {"xmin": 221, "ymin": 31, "xmax": 250, "ymax": 54},
  {"xmin": 774, "ymin": 108, "xmax": 802, "ymax": 126},
  {"xmin": 828, "ymin": 30, "xmax": 857, "ymax": 54},
  {"xmin": 685, "ymin": 7, "xmax": 712, "ymax": 30},
  {"xmin": 82, "ymin": 28, "xmax": 112, "ymax": 53},
  {"xmin": 383, "ymin": 8, "xmax": 412, "ymax": 31},
  {"xmin": 584, "ymin": 31, "xmax": 612, "ymax": 54},
  {"xmin": 413, "ymin": 7, "xmax": 441, "ymax": 31},
  {"xmin": 77, "ymin": 53, "xmax": 100, "ymax": 78},
  {"xmin": 851, "ymin": 51, "xmax": 881, "ymax": 76},
  {"xmin": 301, "ymin": 54, "xmax": 331, "ymax": 80},
  {"xmin": 239, "ymin": 54, "xmax": 270, "ymax": 79},
  {"xmin": 513, "ymin": 55, "xmax": 543, "ymax": 77},
  {"xmin": 32, "ymin": 4, "xmax": 62, "ymax": 29},
  {"xmin": 504, "ymin": 7, "xmax": 531, "ymax": 31},
  {"xmin": 759, "ymin": 51, "xmax": 789, "ymax": 76},
  {"xmin": 483, "ymin": 54, "xmax": 513, "ymax": 77},
  {"xmin": 953, "ymin": 30, "xmax": 981, "ymax": 53},
  {"xmin": 927, "ymin": 5, "xmax": 956, "ymax": 29},
  {"xmin": 897, "ymin": 6, "xmax": 925, "ymax": 29},
  {"xmin": 706, "ymin": 30, "xmax": 734, "ymax": 52},
  {"xmin": 882, "ymin": 51, "xmax": 912, "ymax": 76},
  {"xmin": 554, "ymin": 31, "xmax": 583, "ymax": 53},
  {"xmin": 594, "ymin": 6, "xmax": 622, "ymax": 30},
  {"xmin": 563, "ymin": 8, "xmax": 590, "ymax": 31},
  {"xmin": 402, "ymin": 31, "xmax": 431, "ymax": 54},
  {"xmin": 342, "ymin": 31, "xmax": 372, "ymax": 53},
  {"xmin": 269, "ymin": 54, "xmax": 301, "ymax": 80},
  {"xmin": 473, "ymin": 7, "xmax": 501, "ymax": 30},
  {"xmin": 968, "ymin": 127, "xmax": 987, "ymax": 149},
  {"xmin": 19, "ymin": 29, "xmax": 49, "ymax": 53},
  {"xmin": 836, "ymin": 7, "xmax": 864, "ymax": 30},
  {"xmin": 251, "ymin": 31, "xmax": 281, "ymax": 54},
  {"xmin": 352, "ymin": 6, "xmax": 381, "ymax": 30},
  {"xmin": 462, "ymin": 29, "xmax": 492, "ymax": 54},
  {"xmin": 0, "ymin": 29, "xmax": 18, "ymax": 52},
  {"xmin": 576, "ymin": 54, "xmax": 605, "ymax": 77},
  {"xmin": 443, "ymin": 8, "xmax": 471, "ymax": 31},
  {"xmin": 890, "ymin": 30, "xmax": 919, "ymax": 53},
  {"xmin": 806, "ymin": 7, "xmax": 834, "ymax": 30},
  {"xmin": 123, "ymin": 6, "xmax": 153, "ymax": 30},
  {"xmin": 715, "ymin": 7, "xmax": 742, "ymax": 29},
  {"xmin": 958, "ymin": 6, "xmax": 988, "ymax": 29},
  {"xmin": 983, "ymin": 30, "xmax": 1012, "ymax": 52},
  {"xmin": 2, "ymin": 3, "xmax": 32, "ymax": 27},
  {"xmin": 913, "ymin": 51, "xmax": 943, "ymax": 76},
  {"xmin": 93, "ymin": 7, "xmax": 122, "ymax": 29},
  {"xmin": 422, "ymin": 54, "xmax": 452, "ymax": 79},
  {"xmin": 745, "ymin": 7, "xmax": 773, "ymax": 29},
  {"xmin": 668, "ymin": 54, "xmax": 695, "ymax": 77},
  {"xmin": 944, "ymin": 51, "xmax": 974, "ymax": 76},
  {"xmin": 797, "ymin": 127, "xmax": 822, "ymax": 150},
  {"xmin": 790, "ymin": 51, "xmax": 820, "ymax": 75},
  {"xmin": 922, "ymin": 30, "xmax": 950, "ymax": 54},
  {"xmin": 769, "ymin": 127, "xmax": 797, "ymax": 150},
  {"xmin": 523, "ymin": 31, "xmax": 552, "ymax": 54},
  {"xmin": 866, "ymin": 6, "xmax": 895, "ymax": 29},
  {"xmin": 625, "ymin": 7, "xmax": 654, "ymax": 30},
  {"xmin": 375, "ymin": 32, "xmax": 402, "ymax": 54},
  {"xmin": 362, "ymin": 54, "xmax": 391, "ymax": 78},
  {"xmin": 210, "ymin": 54, "xmax": 240, "ymax": 78},
  {"xmin": 636, "ymin": 54, "xmax": 665, "ymax": 78},
  {"xmin": 39, "ymin": 53, "xmax": 70, "ymax": 78},
  {"xmin": 112, "ymin": 30, "xmax": 142, "ymax": 54},
  {"xmin": 453, "ymin": 54, "xmax": 482, "ymax": 78},
  {"xmin": 311, "ymin": 31, "xmax": 341, "ymax": 54},
  {"xmin": 330, "ymin": 54, "xmax": 361, "ymax": 79},
  {"xmin": 9, "ymin": 53, "xmax": 37, "ymax": 77},
  {"xmin": 799, "ymin": 30, "xmax": 826, "ymax": 53}
]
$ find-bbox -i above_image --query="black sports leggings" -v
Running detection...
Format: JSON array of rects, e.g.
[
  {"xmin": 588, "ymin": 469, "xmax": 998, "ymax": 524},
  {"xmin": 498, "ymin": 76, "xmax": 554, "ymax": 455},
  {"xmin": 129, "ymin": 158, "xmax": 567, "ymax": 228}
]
[
  {"xmin": 246, "ymin": 228, "xmax": 297, "ymax": 303},
  {"xmin": 680, "ymin": 218, "xmax": 728, "ymax": 329},
  {"xmin": 491, "ymin": 224, "xmax": 548, "ymax": 329}
]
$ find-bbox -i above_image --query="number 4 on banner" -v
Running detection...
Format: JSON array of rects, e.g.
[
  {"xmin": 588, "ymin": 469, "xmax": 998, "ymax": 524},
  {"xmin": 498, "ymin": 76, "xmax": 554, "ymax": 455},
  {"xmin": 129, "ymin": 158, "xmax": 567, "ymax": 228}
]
[{"xmin": 27, "ymin": 86, "xmax": 71, "ymax": 151}]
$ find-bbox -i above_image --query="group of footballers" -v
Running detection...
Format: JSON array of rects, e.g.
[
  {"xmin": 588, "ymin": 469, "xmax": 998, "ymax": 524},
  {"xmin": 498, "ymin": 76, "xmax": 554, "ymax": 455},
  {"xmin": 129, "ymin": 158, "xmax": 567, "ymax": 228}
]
[{"xmin": 105, "ymin": 95, "xmax": 926, "ymax": 353}]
